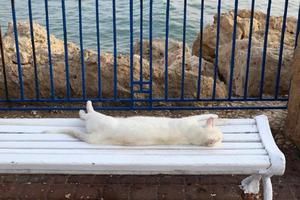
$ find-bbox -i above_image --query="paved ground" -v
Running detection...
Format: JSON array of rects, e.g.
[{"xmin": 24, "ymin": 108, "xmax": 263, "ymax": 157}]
[{"xmin": 0, "ymin": 107, "xmax": 299, "ymax": 200}]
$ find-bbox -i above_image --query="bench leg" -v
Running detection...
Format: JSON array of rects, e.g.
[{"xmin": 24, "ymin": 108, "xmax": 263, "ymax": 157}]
[
  {"xmin": 263, "ymin": 176, "xmax": 272, "ymax": 200},
  {"xmin": 240, "ymin": 174, "xmax": 261, "ymax": 194}
]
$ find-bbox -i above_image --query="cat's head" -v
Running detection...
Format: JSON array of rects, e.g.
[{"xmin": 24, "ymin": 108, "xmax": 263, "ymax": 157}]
[{"xmin": 202, "ymin": 117, "xmax": 223, "ymax": 147}]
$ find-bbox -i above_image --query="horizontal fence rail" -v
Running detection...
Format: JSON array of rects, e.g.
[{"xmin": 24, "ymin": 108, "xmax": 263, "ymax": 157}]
[{"xmin": 0, "ymin": 0, "xmax": 299, "ymax": 110}]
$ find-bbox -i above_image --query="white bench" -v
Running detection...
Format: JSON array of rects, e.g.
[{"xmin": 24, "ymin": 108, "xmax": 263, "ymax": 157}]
[{"xmin": 0, "ymin": 115, "xmax": 285, "ymax": 200}]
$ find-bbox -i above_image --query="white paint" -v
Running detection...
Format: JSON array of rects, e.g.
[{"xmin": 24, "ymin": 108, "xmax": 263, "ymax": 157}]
[
  {"xmin": 0, "ymin": 133, "xmax": 261, "ymax": 142},
  {"xmin": 0, "ymin": 142, "xmax": 264, "ymax": 149},
  {"xmin": 0, "ymin": 154, "xmax": 270, "ymax": 174},
  {"xmin": 0, "ymin": 149, "xmax": 268, "ymax": 155},
  {"xmin": 255, "ymin": 115, "xmax": 286, "ymax": 175},
  {"xmin": 263, "ymin": 176, "xmax": 273, "ymax": 200}
]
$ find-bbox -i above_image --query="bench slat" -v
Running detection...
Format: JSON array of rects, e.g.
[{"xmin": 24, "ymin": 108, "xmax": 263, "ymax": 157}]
[
  {"xmin": 0, "ymin": 154, "xmax": 270, "ymax": 175},
  {"xmin": 0, "ymin": 133, "xmax": 261, "ymax": 142},
  {"xmin": 0, "ymin": 149, "xmax": 268, "ymax": 155},
  {"xmin": 0, "ymin": 142, "xmax": 264, "ymax": 149},
  {"xmin": 0, "ymin": 125, "xmax": 258, "ymax": 133},
  {"xmin": 0, "ymin": 118, "xmax": 256, "ymax": 127}
]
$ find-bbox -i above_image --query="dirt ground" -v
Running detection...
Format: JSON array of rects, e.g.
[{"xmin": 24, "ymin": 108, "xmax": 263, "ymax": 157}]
[{"xmin": 0, "ymin": 101, "xmax": 298, "ymax": 200}]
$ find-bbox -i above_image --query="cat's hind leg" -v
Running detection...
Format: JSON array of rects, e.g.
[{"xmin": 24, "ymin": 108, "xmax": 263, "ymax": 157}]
[
  {"xmin": 79, "ymin": 110, "xmax": 88, "ymax": 120},
  {"xmin": 79, "ymin": 101, "xmax": 94, "ymax": 120},
  {"xmin": 86, "ymin": 101, "xmax": 95, "ymax": 113}
]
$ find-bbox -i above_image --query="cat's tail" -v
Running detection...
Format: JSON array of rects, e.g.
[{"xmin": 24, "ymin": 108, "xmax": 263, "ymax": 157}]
[{"xmin": 42, "ymin": 129, "xmax": 90, "ymax": 143}]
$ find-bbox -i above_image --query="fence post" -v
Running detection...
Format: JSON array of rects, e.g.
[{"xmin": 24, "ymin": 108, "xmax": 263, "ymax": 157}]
[{"xmin": 285, "ymin": 35, "xmax": 300, "ymax": 149}]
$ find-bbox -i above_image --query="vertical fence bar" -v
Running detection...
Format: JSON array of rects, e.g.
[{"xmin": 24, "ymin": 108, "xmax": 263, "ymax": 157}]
[
  {"xmin": 61, "ymin": 0, "xmax": 71, "ymax": 99},
  {"xmin": 197, "ymin": 0, "xmax": 204, "ymax": 99},
  {"xmin": 28, "ymin": 0, "xmax": 40, "ymax": 100},
  {"xmin": 164, "ymin": 0, "xmax": 170, "ymax": 100},
  {"xmin": 78, "ymin": 0, "xmax": 86, "ymax": 100},
  {"xmin": 180, "ymin": 0, "xmax": 187, "ymax": 99},
  {"xmin": 275, "ymin": 0, "xmax": 288, "ymax": 99},
  {"xmin": 96, "ymin": 0, "xmax": 102, "ymax": 99},
  {"xmin": 45, "ymin": 0, "xmax": 55, "ymax": 99},
  {"xmin": 130, "ymin": 0, "xmax": 134, "ymax": 105},
  {"xmin": 149, "ymin": 0, "xmax": 153, "ymax": 107},
  {"xmin": 0, "ymin": 26, "xmax": 9, "ymax": 100},
  {"xmin": 295, "ymin": 4, "xmax": 300, "ymax": 48},
  {"xmin": 244, "ymin": 0, "xmax": 255, "ymax": 99},
  {"xmin": 139, "ymin": 0, "xmax": 143, "ymax": 89},
  {"xmin": 212, "ymin": 0, "xmax": 221, "ymax": 99},
  {"xmin": 228, "ymin": 0, "xmax": 238, "ymax": 99},
  {"xmin": 11, "ymin": 0, "xmax": 24, "ymax": 100},
  {"xmin": 112, "ymin": 0, "xmax": 117, "ymax": 100},
  {"xmin": 259, "ymin": 0, "xmax": 272, "ymax": 99}
]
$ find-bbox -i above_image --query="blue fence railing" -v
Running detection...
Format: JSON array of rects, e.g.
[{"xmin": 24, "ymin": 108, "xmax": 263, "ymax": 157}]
[{"xmin": 0, "ymin": 0, "xmax": 299, "ymax": 110}]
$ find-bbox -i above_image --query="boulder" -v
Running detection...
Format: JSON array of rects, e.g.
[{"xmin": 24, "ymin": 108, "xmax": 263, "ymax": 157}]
[
  {"xmin": 135, "ymin": 39, "xmax": 216, "ymax": 77},
  {"xmin": 152, "ymin": 66, "xmax": 227, "ymax": 99},
  {"xmin": 0, "ymin": 22, "xmax": 150, "ymax": 99},
  {"xmin": 134, "ymin": 38, "xmax": 191, "ymax": 65},
  {"xmin": 218, "ymin": 39, "xmax": 293, "ymax": 97},
  {"xmin": 192, "ymin": 9, "xmax": 297, "ymax": 62},
  {"xmin": 285, "ymin": 35, "xmax": 300, "ymax": 149},
  {"xmin": 0, "ymin": 22, "xmax": 227, "ymax": 101}
]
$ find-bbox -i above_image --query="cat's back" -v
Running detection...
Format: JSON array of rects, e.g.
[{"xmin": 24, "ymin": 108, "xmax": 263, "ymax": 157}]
[
  {"xmin": 116, "ymin": 115, "xmax": 177, "ymax": 128},
  {"xmin": 112, "ymin": 116, "xmax": 187, "ymax": 145}
]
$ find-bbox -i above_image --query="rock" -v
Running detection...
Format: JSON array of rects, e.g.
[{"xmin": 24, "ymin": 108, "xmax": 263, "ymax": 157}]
[
  {"xmin": 285, "ymin": 35, "xmax": 300, "ymax": 149},
  {"xmin": 135, "ymin": 39, "xmax": 216, "ymax": 78},
  {"xmin": 152, "ymin": 66, "xmax": 228, "ymax": 99},
  {"xmin": 0, "ymin": 22, "xmax": 81, "ymax": 99},
  {"xmin": 218, "ymin": 39, "xmax": 293, "ymax": 97},
  {"xmin": 76, "ymin": 52, "xmax": 151, "ymax": 99},
  {"xmin": 192, "ymin": 9, "xmax": 297, "ymax": 62},
  {"xmin": 134, "ymin": 39, "xmax": 226, "ymax": 98},
  {"xmin": 0, "ymin": 22, "xmax": 151, "ymax": 99},
  {"xmin": 0, "ymin": 22, "xmax": 227, "ymax": 101},
  {"xmin": 134, "ymin": 39, "xmax": 190, "ymax": 65},
  {"xmin": 185, "ymin": 55, "xmax": 215, "ymax": 78}
]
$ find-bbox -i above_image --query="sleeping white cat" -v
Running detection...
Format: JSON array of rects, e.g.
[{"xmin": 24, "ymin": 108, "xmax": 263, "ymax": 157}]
[{"xmin": 47, "ymin": 101, "xmax": 223, "ymax": 147}]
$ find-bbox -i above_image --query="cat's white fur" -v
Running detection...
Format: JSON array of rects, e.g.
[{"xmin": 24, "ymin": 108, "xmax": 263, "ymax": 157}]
[{"xmin": 48, "ymin": 101, "xmax": 223, "ymax": 147}]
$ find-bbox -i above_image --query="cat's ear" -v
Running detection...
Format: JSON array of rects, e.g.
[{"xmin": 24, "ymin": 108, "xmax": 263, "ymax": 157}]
[{"xmin": 206, "ymin": 117, "xmax": 214, "ymax": 128}]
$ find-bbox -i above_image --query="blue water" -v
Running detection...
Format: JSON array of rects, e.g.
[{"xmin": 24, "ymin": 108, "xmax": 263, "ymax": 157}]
[{"xmin": 0, "ymin": 0, "xmax": 299, "ymax": 53}]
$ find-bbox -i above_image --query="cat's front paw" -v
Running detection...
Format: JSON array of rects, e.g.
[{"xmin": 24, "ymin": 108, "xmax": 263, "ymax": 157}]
[{"xmin": 204, "ymin": 138, "xmax": 222, "ymax": 147}]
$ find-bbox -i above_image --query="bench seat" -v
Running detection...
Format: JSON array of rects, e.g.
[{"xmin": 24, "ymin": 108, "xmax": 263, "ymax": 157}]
[{"xmin": 0, "ymin": 115, "xmax": 285, "ymax": 200}]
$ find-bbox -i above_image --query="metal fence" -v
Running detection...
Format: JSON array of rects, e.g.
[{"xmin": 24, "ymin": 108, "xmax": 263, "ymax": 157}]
[{"xmin": 0, "ymin": 0, "xmax": 299, "ymax": 110}]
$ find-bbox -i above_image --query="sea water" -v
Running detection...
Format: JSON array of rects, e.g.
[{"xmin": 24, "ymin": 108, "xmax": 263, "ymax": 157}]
[{"xmin": 0, "ymin": 0, "xmax": 299, "ymax": 53}]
